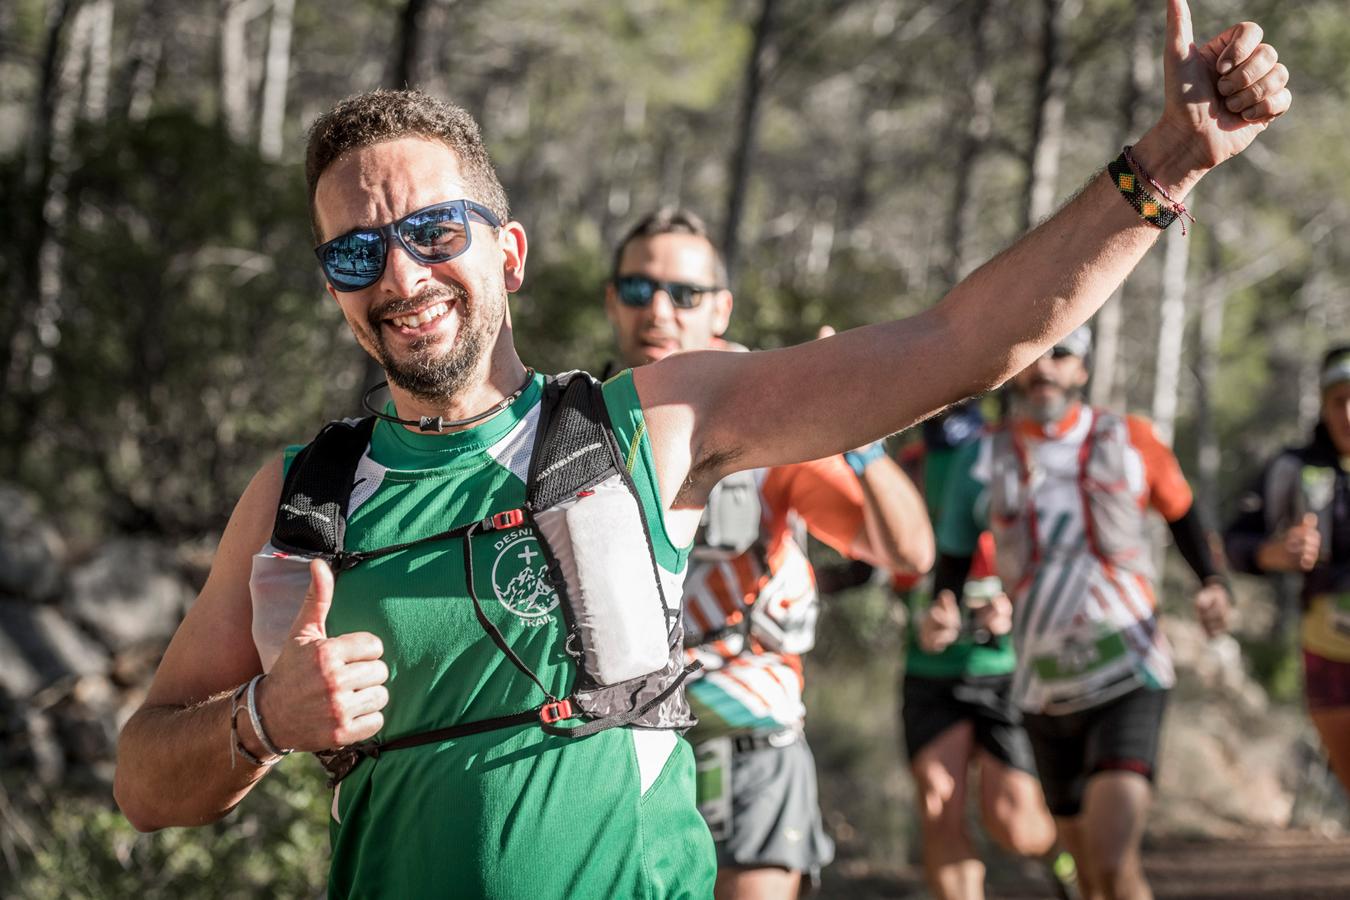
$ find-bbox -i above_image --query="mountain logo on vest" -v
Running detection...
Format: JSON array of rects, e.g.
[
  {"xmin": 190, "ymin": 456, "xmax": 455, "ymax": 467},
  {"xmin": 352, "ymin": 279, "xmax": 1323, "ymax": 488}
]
[{"xmin": 491, "ymin": 529, "xmax": 559, "ymax": 624}]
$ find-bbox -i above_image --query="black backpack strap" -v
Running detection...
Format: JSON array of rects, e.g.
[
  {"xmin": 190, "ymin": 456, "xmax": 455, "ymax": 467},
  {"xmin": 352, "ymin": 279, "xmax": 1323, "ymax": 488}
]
[
  {"xmin": 527, "ymin": 372, "xmax": 619, "ymax": 509},
  {"xmin": 271, "ymin": 416, "xmax": 377, "ymax": 561}
]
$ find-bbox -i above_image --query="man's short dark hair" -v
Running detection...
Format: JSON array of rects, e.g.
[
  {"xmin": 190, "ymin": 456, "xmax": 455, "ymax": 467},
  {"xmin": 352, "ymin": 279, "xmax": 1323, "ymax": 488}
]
[
  {"xmin": 304, "ymin": 89, "xmax": 510, "ymax": 239},
  {"xmin": 611, "ymin": 207, "xmax": 728, "ymax": 288}
]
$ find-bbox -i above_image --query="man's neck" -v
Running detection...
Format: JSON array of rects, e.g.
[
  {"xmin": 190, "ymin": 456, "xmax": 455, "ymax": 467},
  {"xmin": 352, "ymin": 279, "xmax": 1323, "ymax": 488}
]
[
  {"xmin": 1014, "ymin": 401, "xmax": 1084, "ymax": 440},
  {"xmin": 386, "ymin": 353, "xmax": 531, "ymax": 435}
]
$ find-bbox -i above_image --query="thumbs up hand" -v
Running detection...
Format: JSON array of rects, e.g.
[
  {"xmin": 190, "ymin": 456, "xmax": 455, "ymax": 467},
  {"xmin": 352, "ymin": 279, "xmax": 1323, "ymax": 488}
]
[
  {"xmin": 255, "ymin": 559, "xmax": 389, "ymax": 752},
  {"xmin": 1158, "ymin": 0, "xmax": 1290, "ymax": 172}
]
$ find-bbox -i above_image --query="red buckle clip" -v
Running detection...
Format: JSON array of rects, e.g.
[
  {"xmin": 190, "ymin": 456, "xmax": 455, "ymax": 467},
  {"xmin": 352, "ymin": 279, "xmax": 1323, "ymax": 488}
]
[
  {"xmin": 539, "ymin": 699, "xmax": 574, "ymax": 725},
  {"xmin": 491, "ymin": 509, "xmax": 524, "ymax": 530}
]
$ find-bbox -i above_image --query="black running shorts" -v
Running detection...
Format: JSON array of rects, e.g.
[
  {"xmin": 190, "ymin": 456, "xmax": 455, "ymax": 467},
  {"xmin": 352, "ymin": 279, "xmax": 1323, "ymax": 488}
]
[
  {"xmin": 901, "ymin": 673, "xmax": 1038, "ymax": 774},
  {"xmin": 1022, "ymin": 686, "xmax": 1169, "ymax": 818}
]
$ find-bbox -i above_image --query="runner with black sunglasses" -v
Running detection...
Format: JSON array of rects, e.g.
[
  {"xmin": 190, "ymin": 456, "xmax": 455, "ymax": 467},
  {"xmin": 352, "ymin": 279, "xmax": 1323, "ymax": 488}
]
[
  {"xmin": 604, "ymin": 207, "xmax": 934, "ymax": 900},
  {"xmin": 113, "ymin": 4, "xmax": 1289, "ymax": 897}
]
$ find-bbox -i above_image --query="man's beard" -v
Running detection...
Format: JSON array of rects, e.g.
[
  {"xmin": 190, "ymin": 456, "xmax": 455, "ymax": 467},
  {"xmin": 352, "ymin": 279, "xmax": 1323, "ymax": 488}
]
[
  {"xmin": 368, "ymin": 284, "xmax": 496, "ymax": 404},
  {"xmin": 1013, "ymin": 381, "xmax": 1081, "ymax": 424}
]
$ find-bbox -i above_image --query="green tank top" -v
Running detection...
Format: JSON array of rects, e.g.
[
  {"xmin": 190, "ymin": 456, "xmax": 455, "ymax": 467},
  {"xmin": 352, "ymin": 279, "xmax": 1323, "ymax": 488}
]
[
  {"xmin": 903, "ymin": 442, "xmax": 1016, "ymax": 680},
  {"xmin": 284, "ymin": 370, "xmax": 714, "ymax": 899}
]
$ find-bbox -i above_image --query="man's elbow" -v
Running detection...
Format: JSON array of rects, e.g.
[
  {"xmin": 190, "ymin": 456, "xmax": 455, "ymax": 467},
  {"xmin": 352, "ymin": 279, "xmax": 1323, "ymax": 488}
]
[
  {"xmin": 883, "ymin": 528, "xmax": 936, "ymax": 576},
  {"xmin": 897, "ymin": 539, "xmax": 936, "ymax": 576},
  {"xmin": 114, "ymin": 770, "xmax": 166, "ymax": 833}
]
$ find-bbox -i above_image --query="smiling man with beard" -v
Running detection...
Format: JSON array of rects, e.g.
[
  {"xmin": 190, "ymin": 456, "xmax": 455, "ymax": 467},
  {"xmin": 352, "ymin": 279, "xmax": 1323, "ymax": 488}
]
[{"xmin": 113, "ymin": 3, "xmax": 1289, "ymax": 897}]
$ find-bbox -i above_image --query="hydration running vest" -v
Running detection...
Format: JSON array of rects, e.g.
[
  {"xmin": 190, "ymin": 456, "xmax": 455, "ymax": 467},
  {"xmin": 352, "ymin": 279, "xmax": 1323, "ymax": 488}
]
[
  {"xmin": 987, "ymin": 408, "xmax": 1153, "ymax": 594},
  {"xmin": 685, "ymin": 468, "xmax": 821, "ymax": 658},
  {"xmin": 269, "ymin": 372, "xmax": 699, "ymax": 784}
]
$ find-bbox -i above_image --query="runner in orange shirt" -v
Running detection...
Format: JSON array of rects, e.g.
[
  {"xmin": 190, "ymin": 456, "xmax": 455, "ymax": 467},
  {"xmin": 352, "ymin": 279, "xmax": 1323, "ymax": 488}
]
[{"xmin": 604, "ymin": 207, "xmax": 934, "ymax": 899}]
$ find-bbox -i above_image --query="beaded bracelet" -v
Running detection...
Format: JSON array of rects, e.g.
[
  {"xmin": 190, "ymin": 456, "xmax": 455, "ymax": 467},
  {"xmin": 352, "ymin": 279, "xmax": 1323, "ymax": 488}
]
[
  {"xmin": 1107, "ymin": 151, "xmax": 1179, "ymax": 231},
  {"xmin": 1122, "ymin": 145, "xmax": 1197, "ymax": 236}
]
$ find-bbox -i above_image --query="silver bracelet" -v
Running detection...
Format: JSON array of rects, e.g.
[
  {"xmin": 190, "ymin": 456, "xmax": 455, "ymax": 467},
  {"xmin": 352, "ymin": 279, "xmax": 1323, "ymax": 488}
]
[
  {"xmin": 246, "ymin": 673, "xmax": 292, "ymax": 760},
  {"xmin": 229, "ymin": 682, "xmax": 266, "ymax": 768}
]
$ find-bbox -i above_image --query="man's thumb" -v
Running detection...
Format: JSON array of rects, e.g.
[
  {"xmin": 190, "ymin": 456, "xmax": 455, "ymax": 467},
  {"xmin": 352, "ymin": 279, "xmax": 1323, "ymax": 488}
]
[
  {"xmin": 1165, "ymin": 0, "xmax": 1194, "ymax": 63},
  {"xmin": 1301, "ymin": 512, "xmax": 1320, "ymax": 530},
  {"xmin": 936, "ymin": 590, "xmax": 958, "ymax": 611},
  {"xmin": 289, "ymin": 558, "xmax": 334, "ymax": 639}
]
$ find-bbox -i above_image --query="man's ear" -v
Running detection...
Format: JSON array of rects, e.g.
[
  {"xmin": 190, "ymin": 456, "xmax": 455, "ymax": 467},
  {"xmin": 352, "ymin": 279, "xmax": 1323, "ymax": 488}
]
[
  {"xmin": 712, "ymin": 289, "xmax": 734, "ymax": 337},
  {"xmin": 500, "ymin": 221, "xmax": 528, "ymax": 292}
]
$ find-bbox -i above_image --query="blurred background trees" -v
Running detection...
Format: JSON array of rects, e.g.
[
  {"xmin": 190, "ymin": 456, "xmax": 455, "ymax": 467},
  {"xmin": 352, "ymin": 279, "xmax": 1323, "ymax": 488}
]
[
  {"xmin": 2, "ymin": 0, "xmax": 1345, "ymax": 538},
  {"xmin": 1, "ymin": 0, "xmax": 1347, "ymax": 894}
]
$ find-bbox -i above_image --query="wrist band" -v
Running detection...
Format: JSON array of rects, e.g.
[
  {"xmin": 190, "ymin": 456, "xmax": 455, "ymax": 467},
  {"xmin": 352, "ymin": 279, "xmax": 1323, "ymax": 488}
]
[
  {"xmin": 844, "ymin": 441, "xmax": 886, "ymax": 476},
  {"xmin": 1107, "ymin": 150, "xmax": 1180, "ymax": 232},
  {"xmin": 246, "ymin": 673, "xmax": 292, "ymax": 760},
  {"xmin": 1122, "ymin": 145, "xmax": 1196, "ymax": 235},
  {"xmin": 229, "ymin": 682, "xmax": 268, "ymax": 769}
]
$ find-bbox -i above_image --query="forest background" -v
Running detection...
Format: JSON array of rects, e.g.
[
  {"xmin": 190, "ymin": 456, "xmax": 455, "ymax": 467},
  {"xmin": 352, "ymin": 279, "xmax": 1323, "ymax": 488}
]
[{"xmin": 1, "ymin": 0, "xmax": 1347, "ymax": 896}]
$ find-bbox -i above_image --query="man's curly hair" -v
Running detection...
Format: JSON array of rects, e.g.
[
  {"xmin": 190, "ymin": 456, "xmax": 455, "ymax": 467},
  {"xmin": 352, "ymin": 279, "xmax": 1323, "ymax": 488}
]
[{"xmin": 304, "ymin": 89, "xmax": 510, "ymax": 239}]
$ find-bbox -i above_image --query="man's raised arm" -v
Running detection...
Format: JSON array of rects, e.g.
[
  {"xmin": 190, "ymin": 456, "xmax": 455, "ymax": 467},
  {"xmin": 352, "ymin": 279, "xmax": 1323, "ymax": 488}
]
[{"xmin": 636, "ymin": 0, "xmax": 1290, "ymax": 495}]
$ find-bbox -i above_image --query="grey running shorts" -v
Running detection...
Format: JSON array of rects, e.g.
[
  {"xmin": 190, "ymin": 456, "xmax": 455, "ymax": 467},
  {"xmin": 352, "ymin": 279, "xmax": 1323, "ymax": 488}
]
[{"xmin": 694, "ymin": 731, "xmax": 835, "ymax": 877}]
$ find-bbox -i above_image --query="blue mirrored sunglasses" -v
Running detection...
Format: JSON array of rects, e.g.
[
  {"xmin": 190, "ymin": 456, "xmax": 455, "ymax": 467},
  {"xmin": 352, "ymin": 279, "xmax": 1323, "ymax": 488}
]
[
  {"xmin": 613, "ymin": 274, "xmax": 720, "ymax": 310},
  {"xmin": 315, "ymin": 199, "xmax": 501, "ymax": 292}
]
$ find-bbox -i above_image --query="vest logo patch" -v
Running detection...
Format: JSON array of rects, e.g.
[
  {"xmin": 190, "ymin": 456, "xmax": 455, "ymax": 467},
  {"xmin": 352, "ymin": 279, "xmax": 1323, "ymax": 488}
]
[{"xmin": 491, "ymin": 530, "xmax": 558, "ymax": 624}]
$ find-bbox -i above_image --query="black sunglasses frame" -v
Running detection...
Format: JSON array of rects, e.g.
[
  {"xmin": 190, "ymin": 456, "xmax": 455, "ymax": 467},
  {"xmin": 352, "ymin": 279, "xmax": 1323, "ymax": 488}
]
[
  {"xmin": 315, "ymin": 199, "xmax": 502, "ymax": 292},
  {"xmin": 613, "ymin": 274, "xmax": 722, "ymax": 310}
]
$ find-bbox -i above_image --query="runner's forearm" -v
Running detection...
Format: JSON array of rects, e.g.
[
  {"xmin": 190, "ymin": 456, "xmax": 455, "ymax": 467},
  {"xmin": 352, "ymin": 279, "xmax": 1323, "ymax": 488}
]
[
  {"xmin": 857, "ymin": 455, "xmax": 934, "ymax": 574},
  {"xmin": 114, "ymin": 693, "xmax": 273, "ymax": 831},
  {"xmin": 686, "ymin": 128, "xmax": 1206, "ymax": 474},
  {"xmin": 1167, "ymin": 505, "xmax": 1226, "ymax": 586}
]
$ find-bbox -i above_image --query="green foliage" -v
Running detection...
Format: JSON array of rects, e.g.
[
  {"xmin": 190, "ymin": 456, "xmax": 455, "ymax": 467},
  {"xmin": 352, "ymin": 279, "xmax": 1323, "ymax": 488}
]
[
  {"xmin": 6, "ymin": 110, "xmax": 358, "ymax": 535},
  {"xmin": 9, "ymin": 761, "xmax": 330, "ymax": 899}
]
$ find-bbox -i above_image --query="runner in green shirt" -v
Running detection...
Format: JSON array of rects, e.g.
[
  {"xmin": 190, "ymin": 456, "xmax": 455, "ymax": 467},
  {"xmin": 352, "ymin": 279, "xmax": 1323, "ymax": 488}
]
[
  {"xmin": 113, "ymin": 11, "xmax": 1289, "ymax": 895},
  {"xmin": 896, "ymin": 406, "xmax": 1060, "ymax": 900}
]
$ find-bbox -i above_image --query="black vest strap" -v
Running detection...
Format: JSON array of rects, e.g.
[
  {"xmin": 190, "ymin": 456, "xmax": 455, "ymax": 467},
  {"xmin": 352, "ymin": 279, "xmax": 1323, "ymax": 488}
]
[{"xmin": 272, "ymin": 416, "xmax": 376, "ymax": 558}]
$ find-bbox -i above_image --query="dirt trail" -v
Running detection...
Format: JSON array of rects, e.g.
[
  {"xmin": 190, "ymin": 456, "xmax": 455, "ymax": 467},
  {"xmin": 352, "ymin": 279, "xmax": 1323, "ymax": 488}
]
[{"xmin": 821, "ymin": 830, "xmax": 1350, "ymax": 899}]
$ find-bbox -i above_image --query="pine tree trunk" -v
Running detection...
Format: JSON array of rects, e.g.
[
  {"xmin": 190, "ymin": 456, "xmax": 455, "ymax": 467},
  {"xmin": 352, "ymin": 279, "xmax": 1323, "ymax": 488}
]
[
  {"xmin": 122, "ymin": 0, "xmax": 167, "ymax": 121},
  {"xmin": 722, "ymin": 0, "xmax": 778, "ymax": 281},
  {"xmin": 82, "ymin": 0, "xmax": 112, "ymax": 122},
  {"xmin": 1021, "ymin": 0, "xmax": 1080, "ymax": 232},
  {"xmin": 1091, "ymin": 0, "xmax": 1153, "ymax": 409},
  {"xmin": 1193, "ymin": 230, "xmax": 1225, "ymax": 524},
  {"xmin": 258, "ymin": 0, "xmax": 295, "ymax": 161},
  {"xmin": 2, "ymin": 0, "xmax": 90, "ymax": 464},
  {"xmin": 1150, "ymin": 226, "xmax": 1190, "ymax": 446},
  {"xmin": 389, "ymin": 0, "xmax": 431, "ymax": 89},
  {"xmin": 219, "ymin": 0, "xmax": 253, "ymax": 143},
  {"xmin": 945, "ymin": 0, "xmax": 996, "ymax": 286}
]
